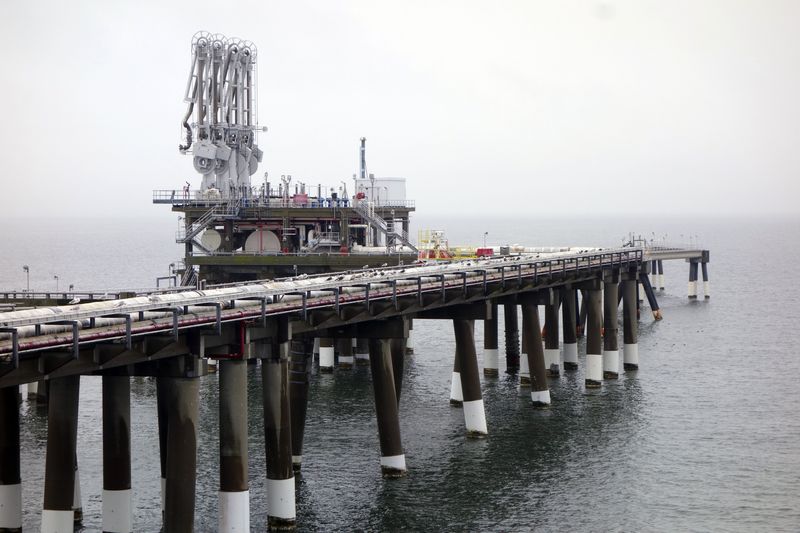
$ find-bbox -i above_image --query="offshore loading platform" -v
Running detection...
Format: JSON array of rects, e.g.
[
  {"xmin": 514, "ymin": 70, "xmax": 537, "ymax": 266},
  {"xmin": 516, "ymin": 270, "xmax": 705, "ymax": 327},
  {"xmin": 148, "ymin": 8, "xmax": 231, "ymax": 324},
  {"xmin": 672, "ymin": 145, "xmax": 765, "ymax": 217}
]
[{"xmin": 153, "ymin": 32, "xmax": 415, "ymax": 285}]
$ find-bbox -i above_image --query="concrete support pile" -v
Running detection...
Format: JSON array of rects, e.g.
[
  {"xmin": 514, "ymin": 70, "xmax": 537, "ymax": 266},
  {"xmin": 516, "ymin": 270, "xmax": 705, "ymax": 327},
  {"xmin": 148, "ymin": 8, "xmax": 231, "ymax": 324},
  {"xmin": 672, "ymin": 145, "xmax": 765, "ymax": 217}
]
[
  {"xmin": 503, "ymin": 304, "xmax": 520, "ymax": 372},
  {"xmin": 544, "ymin": 302, "xmax": 561, "ymax": 377},
  {"xmin": 521, "ymin": 303, "xmax": 550, "ymax": 407},
  {"xmin": 318, "ymin": 337, "xmax": 334, "ymax": 372},
  {"xmin": 337, "ymin": 338, "xmax": 355, "ymax": 369},
  {"xmin": 602, "ymin": 280, "xmax": 620, "ymax": 380},
  {"xmin": 453, "ymin": 320, "xmax": 488, "ymax": 437},
  {"xmin": 42, "ymin": 376, "xmax": 80, "ymax": 532},
  {"xmin": 519, "ymin": 325, "xmax": 530, "ymax": 386},
  {"xmin": 622, "ymin": 278, "xmax": 639, "ymax": 370},
  {"xmin": 0, "ymin": 386, "xmax": 21, "ymax": 533},
  {"xmin": 102, "ymin": 376, "xmax": 132, "ymax": 533},
  {"xmin": 289, "ymin": 339, "xmax": 311, "ymax": 472},
  {"xmin": 369, "ymin": 339, "xmax": 406, "ymax": 477},
  {"xmin": 688, "ymin": 260, "xmax": 699, "ymax": 299},
  {"xmin": 261, "ymin": 322, "xmax": 296, "ymax": 529},
  {"xmin": 219, "ymin": 360, "xmax": 249, "ymax": 532},
  {"xmin": 483, "ymin": 304, "xmax": 499, "ymax": 376},
  {"xmin": 449, "ymin": 346, "xmax": 463, "ymax": 405},
  {"xmin": 162, "ymin": 376, "xmax": 200, "ymax": 532},
  {"xmin": 585, "ymin": 288, "xmax": 603, "ymax": 389},
  {"xmin": 561, "ymin": 289, "xmax": 578, "ymax": 370}
]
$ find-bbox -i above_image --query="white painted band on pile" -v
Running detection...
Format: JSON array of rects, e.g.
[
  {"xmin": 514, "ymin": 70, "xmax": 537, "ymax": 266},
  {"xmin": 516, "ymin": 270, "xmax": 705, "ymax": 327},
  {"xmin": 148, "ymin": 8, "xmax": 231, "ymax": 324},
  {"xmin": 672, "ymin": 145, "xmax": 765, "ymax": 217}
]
[
  {"xmin": 586, "ymin": 353, "xmax": 603, "ymax": 381},
  {"xmin": 380, "ymin": 454, "xmax": 406, "ymax": 470},
  {"xmin": 463, "ymin": 399, "xmax": 488, "ymax": 434},
  {"xmin": 41, "ymin": 510, "xmax": 74, "ymax": 533},
  {"xmin": 545, "ymin": 348, "xmax": 560, "ymax": 369},
  {"xmin": 623, "ymin": 343, "xmax": 639, "ymax": 365},
  {"xmin": 219, "ymin": 490, "xmax": 250, "ymax": 532},
  {"xmin": 563, "ymin": 343, "xmax": 578, "ymax": 363},
  {"xmin": 0, "ymin": 484, "xmax": 21, "ymax": 528},
  {"xmin": 319, "ymin": 346, "xmax": 335, "ymax": 368},
  {"xmin": 450, "ymin": 371, "xmax": 463, "ymax": 402},
  {"xmin": 266, "ymin": 477, "xmax": 296, "ymax": 520},
  {"xmin": 603, "ymin": 350, "xmax": 619, "ymax": 373},
  {"xmin": 102, "ymin": 489, "xmax": 133, "ymax": 533},
  {"xmin": 530, "ymin": 389, "xmax": 551, "ymax": 404}
]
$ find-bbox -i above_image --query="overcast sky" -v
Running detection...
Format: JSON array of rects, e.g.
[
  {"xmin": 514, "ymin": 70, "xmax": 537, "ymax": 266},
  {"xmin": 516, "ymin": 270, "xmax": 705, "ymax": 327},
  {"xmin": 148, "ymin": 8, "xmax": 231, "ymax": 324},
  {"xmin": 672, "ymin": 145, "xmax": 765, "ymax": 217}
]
[{"xmin": 1, "ymin": 0, "xmax": 798, "ymax": 218}]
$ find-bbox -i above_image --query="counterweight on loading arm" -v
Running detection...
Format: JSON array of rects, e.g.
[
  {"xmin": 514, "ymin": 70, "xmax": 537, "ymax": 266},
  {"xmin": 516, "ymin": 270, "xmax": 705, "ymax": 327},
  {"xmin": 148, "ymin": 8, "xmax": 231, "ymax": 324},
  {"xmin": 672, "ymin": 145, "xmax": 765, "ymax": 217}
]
[{"xmin": 178, "ymin": 31, "xmax": 264, "ymax": 199}]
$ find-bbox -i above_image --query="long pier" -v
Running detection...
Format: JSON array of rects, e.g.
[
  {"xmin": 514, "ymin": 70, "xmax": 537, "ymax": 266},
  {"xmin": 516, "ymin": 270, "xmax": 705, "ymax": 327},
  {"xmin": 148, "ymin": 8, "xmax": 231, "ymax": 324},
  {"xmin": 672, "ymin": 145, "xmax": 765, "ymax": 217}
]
[{"xmin": 0, "ymin": 245, "xmax": 710, "ymax": 531}]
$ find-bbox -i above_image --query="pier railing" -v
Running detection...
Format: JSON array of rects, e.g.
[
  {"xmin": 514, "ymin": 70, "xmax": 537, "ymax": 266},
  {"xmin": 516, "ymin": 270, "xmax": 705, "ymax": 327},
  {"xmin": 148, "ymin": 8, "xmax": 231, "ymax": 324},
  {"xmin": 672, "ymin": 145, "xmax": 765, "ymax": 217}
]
[
  {"xmin": 153, "ymin": 189, "xmax": 415, "ymax": 209},
  {"xmin": 0, "ymin": 248, "xmax": 642, "ymax": 359}
]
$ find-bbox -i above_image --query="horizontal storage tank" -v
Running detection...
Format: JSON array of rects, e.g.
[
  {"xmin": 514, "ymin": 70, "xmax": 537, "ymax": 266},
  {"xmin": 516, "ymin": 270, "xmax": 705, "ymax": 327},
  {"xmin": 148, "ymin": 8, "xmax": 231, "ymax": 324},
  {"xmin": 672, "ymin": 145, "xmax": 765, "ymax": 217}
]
[
  {"xmin": 244, "ymin": 229, "xmax": 281, "ymax": 253},
  {"xmin": 200, "ymin": 229, "xmax": 221, "ymax": 251}
]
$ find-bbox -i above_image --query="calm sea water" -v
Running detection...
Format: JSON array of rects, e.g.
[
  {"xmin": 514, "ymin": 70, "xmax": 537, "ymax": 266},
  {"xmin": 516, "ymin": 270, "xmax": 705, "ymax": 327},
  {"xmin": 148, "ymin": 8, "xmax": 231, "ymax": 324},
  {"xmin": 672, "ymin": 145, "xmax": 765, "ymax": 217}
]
[{"xmin": 2, "ymin": 215, "xmax": 799, "ymax": 531}]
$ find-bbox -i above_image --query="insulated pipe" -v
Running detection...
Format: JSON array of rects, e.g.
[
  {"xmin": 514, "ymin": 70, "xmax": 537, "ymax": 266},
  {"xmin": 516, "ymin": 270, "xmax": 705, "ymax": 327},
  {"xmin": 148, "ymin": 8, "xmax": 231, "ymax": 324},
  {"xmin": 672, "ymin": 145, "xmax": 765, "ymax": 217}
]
[
  {"xmin": 0, "ymin": 386, "xmax": 21, "ymax": 533},
  {"xmin": 219, "ymin": 360, "xmax": 249, "ymax": 533},
  {"xmin": 483, "ymin": 304, "xmax": 499, "ymax": 376},
  {"xmin": 319, "ymin": 337, "xmax": 334, "ymax": 372},
  {"xmin": 449, "ymin": 347, "xmax": 463, "ymax": 405},
  {"xmin": 368, "ymin": 339, "xmax": 406, "ymax": 477},
  {"xmin": 504, "ymin": 304, "xmax": 520, "ymax": 372},
  {"xmin": 544, "ymin": 301, "xmax": 560, "ymax": 377},
  {"xmin": 521, "ymin": 303, "xmax": 550, "ymax": 407},
  {"xmin": 42, "ymin": 376, "xmax": 79, "ymax": 532},
  {"xmin": 262, "ymin": 339, "xmax": 296, "ymax": 529},
  {"xmin": 164, "ymin": 377, "xmax": 200, "ymax": 533},
  {"xmin": 102, "ymin": 376, "xmax": 132, "ymax": 533},
  {"xmin": 561, "ymin": 289, "xmax": 578, "ymax": 370},
  {"xmin": 603, "ymin": 281, "xmax": 620, "ymax": 379},
  {"xmin": 702, "ymin": 262, "xmax": 710, "ymax": 299},
  {"xmin": 585, "ymin": 289, "xmax": 603, "ymax": 389},
  {"xmin": 338, "ymin": 338, "xmax": 355, "ymax": 369},
  {"xmin": 622, "ymin": 279, "xmax": 639, "ymax": 370},
  {"xmin": 289, "ymin": 339, "xmax": 311, "ymax": 471},
  {"xmin": 390, "ymin": 338, "xmax": 406, "ymax": 405},
  {"xmin": 453, "ymin": 320, "xmax": 488, "ymax": 437}
]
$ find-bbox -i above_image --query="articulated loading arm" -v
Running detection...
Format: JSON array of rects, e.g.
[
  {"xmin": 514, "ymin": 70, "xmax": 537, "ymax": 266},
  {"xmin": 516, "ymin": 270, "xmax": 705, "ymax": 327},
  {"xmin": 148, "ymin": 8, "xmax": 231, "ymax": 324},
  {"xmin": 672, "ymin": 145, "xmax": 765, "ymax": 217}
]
[{"xmin": 178, "ymin": 31, "xmax": 263, "ymax": 199}]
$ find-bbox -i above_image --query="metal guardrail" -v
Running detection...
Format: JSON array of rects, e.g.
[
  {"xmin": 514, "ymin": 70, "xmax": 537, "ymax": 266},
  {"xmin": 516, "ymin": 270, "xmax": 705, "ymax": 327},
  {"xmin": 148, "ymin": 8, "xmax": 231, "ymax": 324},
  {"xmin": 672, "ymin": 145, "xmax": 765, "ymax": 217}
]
[
  {"xmin": 0, "ymin": 291, "xmax": 124, "ymax": 301},
  {"xmin": 153, "ymin": 190, "xmax": 415, "ymax": 209},
  {"xmin": 0, "ymin": 247, "xmax": 641, "ymax": 332}
]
